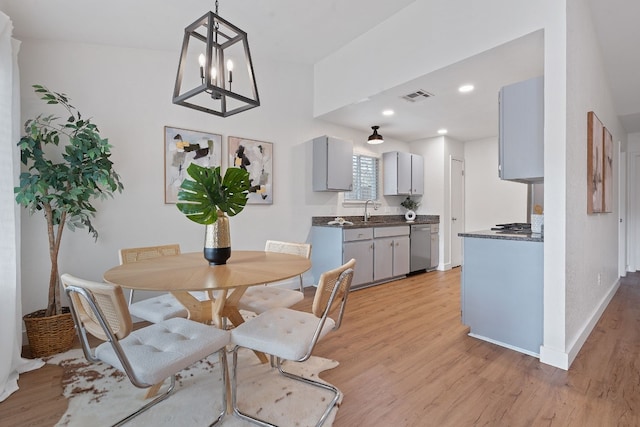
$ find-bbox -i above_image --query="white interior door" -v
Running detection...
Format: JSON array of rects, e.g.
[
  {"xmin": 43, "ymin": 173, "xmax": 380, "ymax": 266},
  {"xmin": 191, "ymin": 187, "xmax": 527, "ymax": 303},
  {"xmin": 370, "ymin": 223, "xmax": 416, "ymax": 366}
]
[
  {"xmin": 618, "ymin": 142, "xmax": 626, "ymax": 276},
  {"xmin": 450, "ymin": 158, "xmax": 464, "ymax": 268}
]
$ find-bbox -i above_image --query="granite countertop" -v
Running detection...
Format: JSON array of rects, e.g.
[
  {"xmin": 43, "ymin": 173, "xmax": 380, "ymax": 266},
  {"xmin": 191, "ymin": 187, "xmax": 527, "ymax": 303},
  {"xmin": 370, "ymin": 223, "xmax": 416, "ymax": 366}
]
[
  {"xmin": 458, "ymin": 229, "xmax": 544, "ymax": 242},
  {"xmin": 312, "ymin": 215, "xmax": 439, "ymax": 228}
]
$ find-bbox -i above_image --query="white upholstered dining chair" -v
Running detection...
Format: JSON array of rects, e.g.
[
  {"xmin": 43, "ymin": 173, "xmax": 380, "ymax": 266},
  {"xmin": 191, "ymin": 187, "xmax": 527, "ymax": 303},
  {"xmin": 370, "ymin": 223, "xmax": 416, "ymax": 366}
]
[
  {"xmin": 237, "ymin": 240, "xmax": 311, "ymax": 315},
  {"xmin": 120, "ymin": 244, "xmax": 211, "ymax": 323},
  {"xmin": 61, "ymin": 273, "xmax": 230, "ymax": 427},
  {"xmin": 230, "ymin": 258, "xmax": 355, "ymax": 427}
]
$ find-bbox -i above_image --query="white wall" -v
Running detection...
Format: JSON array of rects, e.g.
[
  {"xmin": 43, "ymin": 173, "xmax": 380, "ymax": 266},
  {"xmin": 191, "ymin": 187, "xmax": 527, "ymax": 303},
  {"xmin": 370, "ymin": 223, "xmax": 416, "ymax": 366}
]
[
  {"xmin": 411, "ymin": 137, "xmax": 445, "ymax": 267},
  {"xmin": 444, "ymin": 137, "xmax": 465, "ymax": 269},
  {"xmin": 412, "ymin": 137, "xmax": 444, "ymax": 217},
  {"xmin": 560, "ymin": 0, "xmax": 627, "ymax": 365},
  {"xmin": 464, "ymin": 137, "xmax": 528, "ymax": 231},
  {"xmin": 409, "ymin": 136, "xmax": 463, "ymax": 270}
]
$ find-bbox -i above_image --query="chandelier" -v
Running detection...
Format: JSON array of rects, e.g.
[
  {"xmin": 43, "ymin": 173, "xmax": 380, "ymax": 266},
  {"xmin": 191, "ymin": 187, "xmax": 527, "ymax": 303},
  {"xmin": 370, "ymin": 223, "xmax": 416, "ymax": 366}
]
[{"xmin": 172, "ymin": 0, "xmax": 260, "ymax": 117}]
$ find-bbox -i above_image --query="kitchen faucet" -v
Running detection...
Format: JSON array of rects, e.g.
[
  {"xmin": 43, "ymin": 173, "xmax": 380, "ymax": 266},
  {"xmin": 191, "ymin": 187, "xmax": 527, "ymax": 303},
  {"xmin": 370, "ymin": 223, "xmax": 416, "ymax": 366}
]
[{"xmin": 364, "ymin": 199, "xmax": 378, "ymax": 223}]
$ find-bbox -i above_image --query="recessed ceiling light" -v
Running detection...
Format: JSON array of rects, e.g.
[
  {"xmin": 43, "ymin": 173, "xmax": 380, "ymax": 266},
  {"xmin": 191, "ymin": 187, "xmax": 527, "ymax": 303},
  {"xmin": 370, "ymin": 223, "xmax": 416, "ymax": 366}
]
[
  {"xmin": 458, "ymin": 84, "xmax": 474, "ymax": 93},
  {"xmin": 437, "ymin": 129, "xmax": 448, "ymax": 135},
  {"xmin": 382, "ymin": 109, "xmax": 394, "ymax": 116}
]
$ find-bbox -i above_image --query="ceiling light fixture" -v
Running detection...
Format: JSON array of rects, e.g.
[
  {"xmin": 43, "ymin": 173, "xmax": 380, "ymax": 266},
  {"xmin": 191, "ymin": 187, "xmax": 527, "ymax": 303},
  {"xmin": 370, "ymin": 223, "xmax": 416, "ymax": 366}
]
[
  {"xmin": 367, "ymin": 126, "xmax": 384, "ymax": 144},
  {"xmin": 172, "ymin": 0, "xmax": 260, "ymax": 117},
  {"xmin": 437, "ymin": 128, "xmax": 448, "ymax": 135},
  {"xmin": 382, "ymin": 109, "xmax": 394, "ymax": 116},
  {"xmin": 458, "ymin": 84, "xmax": 474, "ymax": 93}
]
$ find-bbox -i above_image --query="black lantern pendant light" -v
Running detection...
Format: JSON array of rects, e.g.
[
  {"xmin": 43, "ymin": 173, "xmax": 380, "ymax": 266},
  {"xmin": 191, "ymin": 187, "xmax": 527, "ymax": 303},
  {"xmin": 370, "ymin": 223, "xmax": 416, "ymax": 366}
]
[
  {"xmin": 367, "ymin": 126, "xmax": 384, "ymax": 144},
  {"xmin": 173, "ymin": 0, "xmax": 260, "ymax": 117}
]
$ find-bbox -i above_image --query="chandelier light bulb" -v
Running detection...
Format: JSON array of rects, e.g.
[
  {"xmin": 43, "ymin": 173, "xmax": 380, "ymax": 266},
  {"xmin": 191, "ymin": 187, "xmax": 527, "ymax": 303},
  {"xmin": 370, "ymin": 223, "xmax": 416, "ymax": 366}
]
[
  {"xmin": 227, "ymin": 59, "xmax": 234, "ymax": 84},
  {"xmin": 198, "ymin": 54, "xmax": 206, "ymax": 79},
  {"xmin": 210, "ymin": 66, "xmax": 217, "ymax": 84}
]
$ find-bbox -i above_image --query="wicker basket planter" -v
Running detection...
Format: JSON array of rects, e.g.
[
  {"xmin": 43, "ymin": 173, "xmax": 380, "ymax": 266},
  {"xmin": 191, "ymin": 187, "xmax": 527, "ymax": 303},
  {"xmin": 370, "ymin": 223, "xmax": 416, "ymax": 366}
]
[{"xmin": 23, "ymin": 307, "xmax": 76, "ymax": 357}]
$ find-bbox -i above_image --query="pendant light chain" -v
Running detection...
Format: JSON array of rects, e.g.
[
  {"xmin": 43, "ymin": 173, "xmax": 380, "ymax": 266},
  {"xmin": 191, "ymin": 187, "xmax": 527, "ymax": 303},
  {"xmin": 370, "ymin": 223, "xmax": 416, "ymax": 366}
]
[{"xmin": 214, "ymin": 0, "xmax": 220, "ymax": 30}]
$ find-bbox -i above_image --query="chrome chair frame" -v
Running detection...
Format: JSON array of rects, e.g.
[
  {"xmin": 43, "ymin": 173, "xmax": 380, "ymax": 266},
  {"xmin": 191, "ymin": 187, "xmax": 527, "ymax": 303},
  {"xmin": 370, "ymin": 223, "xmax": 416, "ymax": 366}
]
[
  {"xmin": 64, "ymin": 281, "xmax": 227, "ymax": 427},
  {"xmin": 231, "ymin": 263, "xmax": 354, "ymax": 427}
]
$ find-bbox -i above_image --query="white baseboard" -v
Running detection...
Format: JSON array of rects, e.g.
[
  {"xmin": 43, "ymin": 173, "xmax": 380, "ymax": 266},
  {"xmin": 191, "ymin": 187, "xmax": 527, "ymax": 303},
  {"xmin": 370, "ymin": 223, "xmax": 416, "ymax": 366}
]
[
  {"xmin": 566, "ymin": 277, "xmax": 620, "ymax": 366},
  {"xmin": 539, "ymin": 345, "xmax": 569, "ymax": 369},
  {"xmin": 468, "ymin": 333, "xmax": 539, "ymax": 358},
  {"xmin": 540, "ymin": 277, "xmax": 621, "ymax": 370}
]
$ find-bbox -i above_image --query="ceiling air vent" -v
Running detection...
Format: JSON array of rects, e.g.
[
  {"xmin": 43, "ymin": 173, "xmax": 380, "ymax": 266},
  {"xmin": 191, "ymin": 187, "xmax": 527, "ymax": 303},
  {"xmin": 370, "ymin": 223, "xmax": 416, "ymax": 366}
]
[{"xmin": 401, "ymin": 89, "xmax": 434, "ymax": 103}]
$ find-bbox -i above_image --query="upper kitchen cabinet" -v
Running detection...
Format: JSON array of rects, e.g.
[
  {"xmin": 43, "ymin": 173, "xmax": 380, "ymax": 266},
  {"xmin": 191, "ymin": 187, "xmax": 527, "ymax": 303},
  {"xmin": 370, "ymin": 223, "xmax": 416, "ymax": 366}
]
[
  {"xmin": 498, "ymin": 76, "xmax": 544, "ymax": 183},
  {"xmin": 383, "ymin": 151, "xmax": 424, "ymax": 195},
  {"xmin": 312, "ymin": 135, "xmax": 353, "ymax": 192}
]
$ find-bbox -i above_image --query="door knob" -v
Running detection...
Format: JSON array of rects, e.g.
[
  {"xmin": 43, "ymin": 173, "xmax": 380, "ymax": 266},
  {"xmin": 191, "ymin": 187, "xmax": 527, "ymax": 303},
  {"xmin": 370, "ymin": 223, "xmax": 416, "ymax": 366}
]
[{"xmin": 452, "ymin": 217, "xmax": 457, "ymax": 221}]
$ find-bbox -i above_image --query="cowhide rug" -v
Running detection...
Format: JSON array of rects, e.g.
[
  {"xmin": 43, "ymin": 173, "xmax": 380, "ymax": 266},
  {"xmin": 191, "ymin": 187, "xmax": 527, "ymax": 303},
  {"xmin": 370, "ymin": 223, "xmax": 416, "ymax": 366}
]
[{"xmin": 46, "ymin": 347, "xmax": 340, "ymax": 426}]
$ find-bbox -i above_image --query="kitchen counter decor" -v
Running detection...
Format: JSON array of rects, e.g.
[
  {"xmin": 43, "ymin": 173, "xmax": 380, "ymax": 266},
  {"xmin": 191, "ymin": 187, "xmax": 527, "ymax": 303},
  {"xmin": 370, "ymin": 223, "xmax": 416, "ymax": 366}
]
[
  {"xmin": 177, "ymin": 164, "xmax": 250, "ymax": 264},
  {"xmin": 312, "ymin": 215, "xmax": 439, "ymax": 228},
  {"xmin": 401, "ymin": 196, "xmax": 419, "ymax": 222}
]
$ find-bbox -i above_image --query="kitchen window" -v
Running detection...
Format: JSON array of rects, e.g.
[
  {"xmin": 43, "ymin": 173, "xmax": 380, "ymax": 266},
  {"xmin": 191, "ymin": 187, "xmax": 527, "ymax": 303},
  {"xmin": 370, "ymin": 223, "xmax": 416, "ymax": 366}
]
[{"xmin": 344, "ymin": 154, "xmax": 378, "ymax": 201}]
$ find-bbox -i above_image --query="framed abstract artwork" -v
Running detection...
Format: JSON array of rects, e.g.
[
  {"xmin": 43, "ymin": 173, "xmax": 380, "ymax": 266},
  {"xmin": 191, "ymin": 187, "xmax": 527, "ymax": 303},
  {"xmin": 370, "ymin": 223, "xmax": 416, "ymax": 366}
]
[
  {"xmin": 228, "ymin": 136, "xmax": 273, "ymax": 204},
  {"xmin": 602, "ymin": 126, "xmax": 613, "ymax": 213},
  {"xmin": 587, "ymin": 111, "xmax": 603, "ymax": 214},
  {"xmin": 164, "ymin": 126, "xmax": 222, "ymax": 204}
]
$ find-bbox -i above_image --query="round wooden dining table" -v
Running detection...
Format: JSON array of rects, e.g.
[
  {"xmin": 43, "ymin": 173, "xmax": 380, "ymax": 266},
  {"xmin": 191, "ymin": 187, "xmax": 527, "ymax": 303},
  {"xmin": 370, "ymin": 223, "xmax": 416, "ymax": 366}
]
[{"xmin": 104, "ymin": 250, "xmax": 311, "ymax": 362}]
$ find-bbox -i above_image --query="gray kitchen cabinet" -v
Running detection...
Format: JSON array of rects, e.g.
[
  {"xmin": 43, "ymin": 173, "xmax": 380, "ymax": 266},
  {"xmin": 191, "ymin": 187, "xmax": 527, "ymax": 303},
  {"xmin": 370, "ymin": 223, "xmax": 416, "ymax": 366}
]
[
  {"xmin": 498, "ymin": 75, "xmax": 544, "ymax": 183},
  {"xmin": 311, "ymin": 225, "xmax": 409, "ymax": 289},
  {"xmin": 461, "ymin": 235, "xmax": 543, "ymax": 356},
  {"xmin": 383, "ymin": 151, "xmax": 424, "ymax": 195},
  {"xmin": 343, "ymin": 239, "xmax": 374, "ymax": 287},
  {"xmin": 312, "ymin": 135, "xmax": 354, "ymax": 191},
  {"xmin": 373, "ymin": 226, "xmax": 410, "ymax": 281},
  {"xmin": 312, "ymin": 227, "xmax": 373, "ymax": 288}
]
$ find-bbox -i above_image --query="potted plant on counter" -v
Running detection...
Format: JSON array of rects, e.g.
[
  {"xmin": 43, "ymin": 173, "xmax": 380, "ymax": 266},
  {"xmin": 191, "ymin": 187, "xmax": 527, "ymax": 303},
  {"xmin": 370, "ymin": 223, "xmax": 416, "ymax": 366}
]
[
  {"xmin": 15, "ymin": 85, "xmax": 124, "ymax": 357},
  {"xmin": 401, "ymin": 196, "xmax": 420, "ymax": 222},
  {"xmin": 176, "ymin": 163, "xmax": 250, "ymax": 265}
]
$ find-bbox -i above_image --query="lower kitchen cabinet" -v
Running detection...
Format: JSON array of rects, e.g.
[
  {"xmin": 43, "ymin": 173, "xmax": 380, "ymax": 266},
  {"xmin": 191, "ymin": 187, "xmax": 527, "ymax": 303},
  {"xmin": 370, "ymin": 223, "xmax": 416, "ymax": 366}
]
[
  {"xmin": 312, "ymin": 225, "xmax": 409, "ymax": 290},
  {"xmin": 343, "ymin": 239, "xmax": 374, "ymax": 287},
  {"xmin": 461, "ymin": 235, "xmax": 543, "ymax": 356},
  {"xmin": 373, "ymin": 228, "xmax": 410, "ymax": 281}
]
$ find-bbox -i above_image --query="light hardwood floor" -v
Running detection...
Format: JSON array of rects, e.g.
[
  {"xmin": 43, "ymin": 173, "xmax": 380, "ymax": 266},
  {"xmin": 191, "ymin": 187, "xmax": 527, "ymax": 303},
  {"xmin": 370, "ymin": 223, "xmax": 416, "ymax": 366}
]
[{"xmin": 3, "ymin": 268, "xmax": 640, "ymax": 426}]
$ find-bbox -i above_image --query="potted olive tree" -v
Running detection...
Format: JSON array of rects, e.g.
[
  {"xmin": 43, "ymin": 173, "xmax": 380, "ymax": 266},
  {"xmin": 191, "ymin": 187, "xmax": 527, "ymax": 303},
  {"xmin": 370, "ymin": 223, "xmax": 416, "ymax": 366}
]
[
  {"xmin": 176, "ymin": 163, "xmax": 250, "ymax": 265},
  {"xmin": 15, "ymin": 85, "xmax": 124, "ymax": 357}
]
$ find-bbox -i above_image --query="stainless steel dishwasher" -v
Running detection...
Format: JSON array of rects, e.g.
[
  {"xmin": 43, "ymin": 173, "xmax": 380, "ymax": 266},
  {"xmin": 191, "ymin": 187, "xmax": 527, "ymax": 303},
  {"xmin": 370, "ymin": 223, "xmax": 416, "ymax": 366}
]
[{"xmin": 410, "ymin": 224, "xmax": 430, "ymax": 273}]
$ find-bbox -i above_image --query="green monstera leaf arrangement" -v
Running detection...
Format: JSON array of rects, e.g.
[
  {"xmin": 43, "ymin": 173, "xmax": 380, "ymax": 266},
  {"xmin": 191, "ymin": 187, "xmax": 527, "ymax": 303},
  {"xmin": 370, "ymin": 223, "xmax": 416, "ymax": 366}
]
[{"xmin": 176, "ymin": 163, "xmax": 251, "ymax": 224}]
